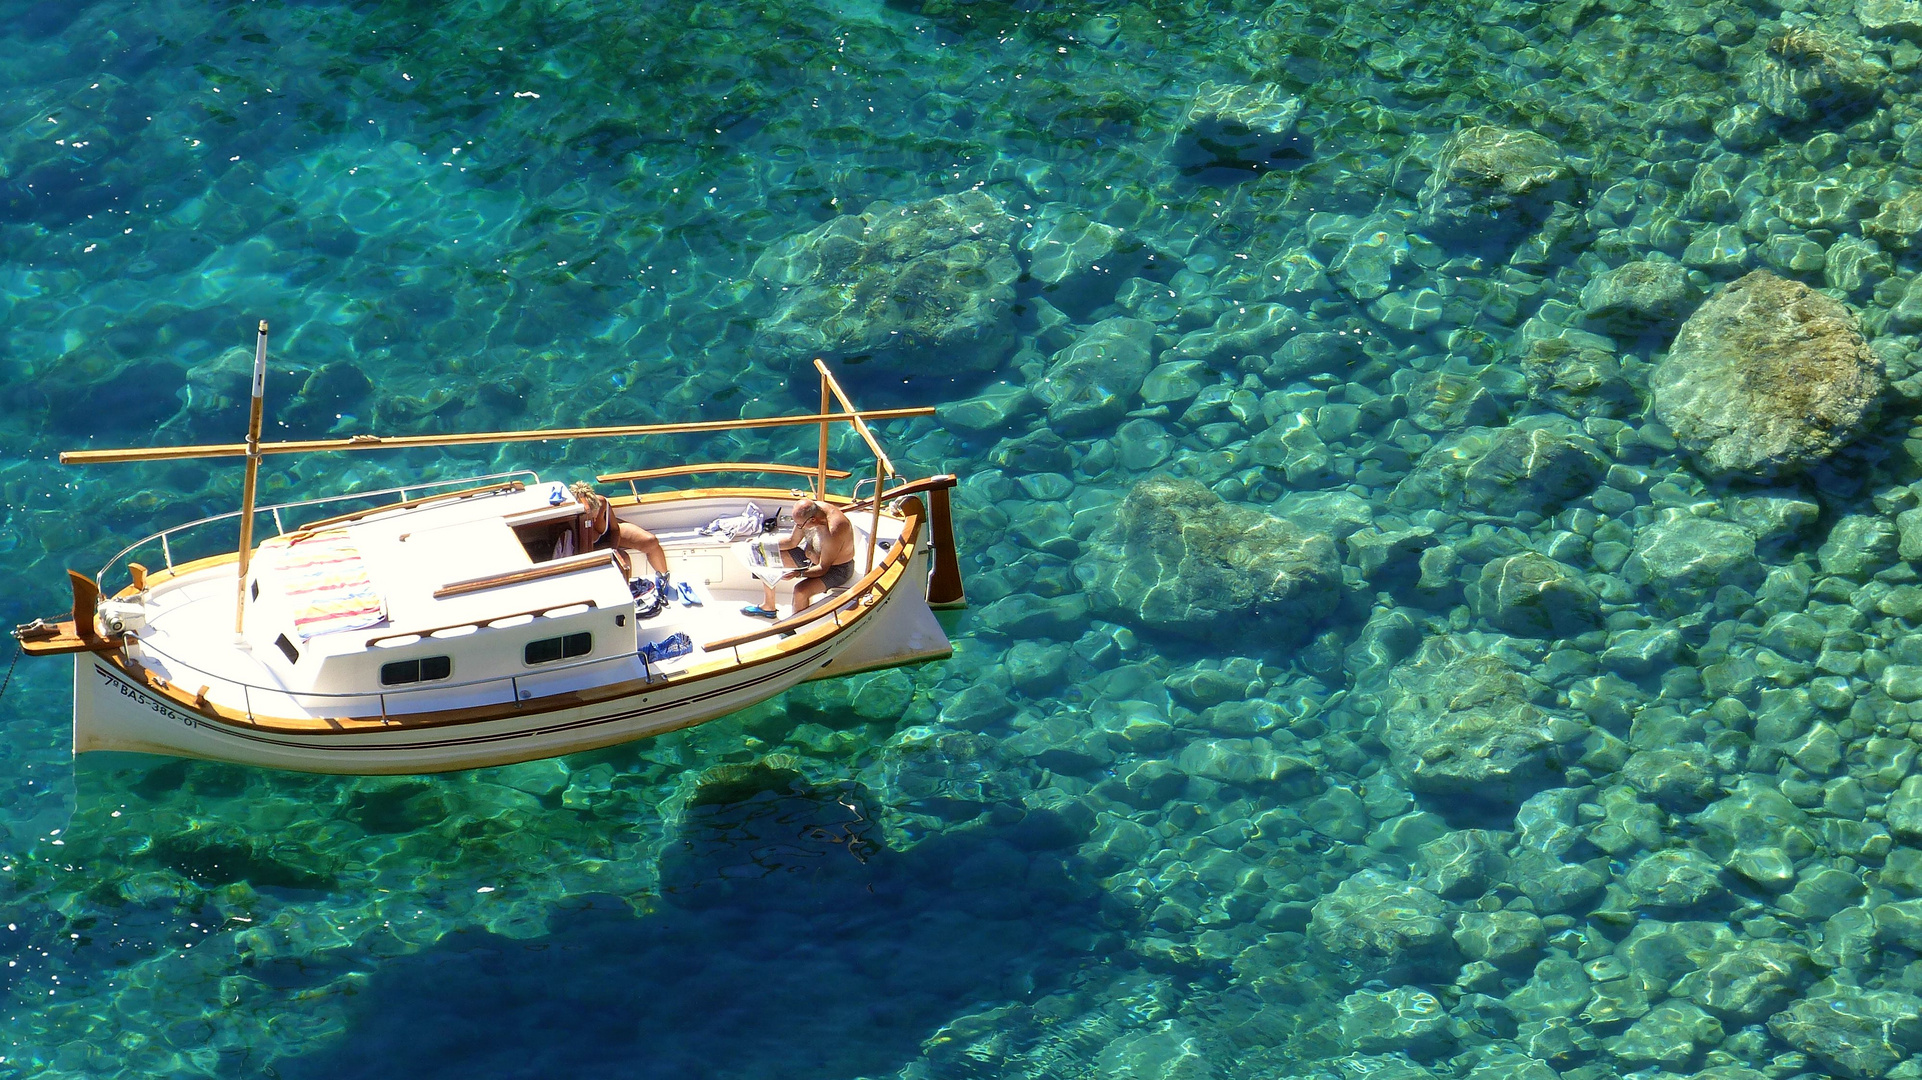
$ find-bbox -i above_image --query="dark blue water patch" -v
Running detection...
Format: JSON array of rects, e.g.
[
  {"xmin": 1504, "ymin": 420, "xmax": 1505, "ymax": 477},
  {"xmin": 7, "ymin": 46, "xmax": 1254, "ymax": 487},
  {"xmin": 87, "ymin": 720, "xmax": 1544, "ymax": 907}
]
[
  {"xmin": 1172, "ymin": 119, "xmax": 1314, "ymax": 188},
  {"xmin": 7, "ymin": 0, "xmax": 89, "ymax": 39},
  {"xmin": 273, "ymin": 778, "xmax": 1103, "ymax": 1080}
]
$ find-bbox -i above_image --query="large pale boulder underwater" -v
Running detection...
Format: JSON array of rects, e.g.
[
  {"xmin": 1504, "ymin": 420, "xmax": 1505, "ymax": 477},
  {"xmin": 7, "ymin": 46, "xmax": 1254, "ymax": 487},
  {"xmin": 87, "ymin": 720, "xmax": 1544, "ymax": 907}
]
[
  {"xmin": 1649, "ymin": 269, "xmax": 1883, "ymax": 479},
  {"xmin": 1418, "ymin": 125, "xmax": 1575, "ymax": 241},
  {"xmin": 748, "ymin": 190, "xmax": 1022, "ymax": 378},
  {"xmin": 1379, "ymin": 634, "xmax": 1590, "ymax": 805},
  {"xmin": 1078, "ymin": 477, "xmax": 1341, "ymax": 646}
]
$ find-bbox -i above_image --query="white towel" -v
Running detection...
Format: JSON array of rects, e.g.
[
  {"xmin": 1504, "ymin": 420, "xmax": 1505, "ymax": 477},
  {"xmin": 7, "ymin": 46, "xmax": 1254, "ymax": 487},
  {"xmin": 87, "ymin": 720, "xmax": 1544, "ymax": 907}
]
[{"xmin": 701, "ymin": 501, "xmax": 766, "ymax": 541}]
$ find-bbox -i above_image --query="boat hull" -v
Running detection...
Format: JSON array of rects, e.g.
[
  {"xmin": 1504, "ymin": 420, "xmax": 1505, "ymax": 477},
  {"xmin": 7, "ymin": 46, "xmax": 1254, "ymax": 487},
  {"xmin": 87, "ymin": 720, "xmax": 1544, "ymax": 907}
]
[{"xmin": 72, "ymin": 543, "xmax": 950, "ymax": 774}]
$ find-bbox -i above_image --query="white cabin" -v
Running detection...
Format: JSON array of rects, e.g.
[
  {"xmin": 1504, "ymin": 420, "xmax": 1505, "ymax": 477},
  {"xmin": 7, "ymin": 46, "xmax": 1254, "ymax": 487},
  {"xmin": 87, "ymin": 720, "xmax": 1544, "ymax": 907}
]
[{"xmin": 234, "ymin": 481, "xmax": 638, "ymax": 712}]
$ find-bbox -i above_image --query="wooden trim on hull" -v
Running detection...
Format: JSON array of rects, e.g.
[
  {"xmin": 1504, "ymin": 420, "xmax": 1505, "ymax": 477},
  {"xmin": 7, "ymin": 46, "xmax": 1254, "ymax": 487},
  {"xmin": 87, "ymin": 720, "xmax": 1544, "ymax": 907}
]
[{"xmin": 77, "ymin": 641, "xmax": 837, "ymax": 774}]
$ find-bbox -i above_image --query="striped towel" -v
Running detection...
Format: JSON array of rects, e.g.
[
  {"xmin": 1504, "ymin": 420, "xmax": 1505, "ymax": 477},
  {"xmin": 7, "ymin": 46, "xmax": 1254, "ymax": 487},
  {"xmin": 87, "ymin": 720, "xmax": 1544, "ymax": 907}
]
[{"xmin": 261, "ymin": 529, "xmax": 387, "ymax": 639}]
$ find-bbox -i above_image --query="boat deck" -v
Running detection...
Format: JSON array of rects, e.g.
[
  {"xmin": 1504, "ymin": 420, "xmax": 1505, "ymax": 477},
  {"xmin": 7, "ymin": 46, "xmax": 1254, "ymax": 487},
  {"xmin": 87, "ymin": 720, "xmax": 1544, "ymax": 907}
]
[{"xmin": 124, "ymin": 487, "xmax": 895, "ymax": 723}]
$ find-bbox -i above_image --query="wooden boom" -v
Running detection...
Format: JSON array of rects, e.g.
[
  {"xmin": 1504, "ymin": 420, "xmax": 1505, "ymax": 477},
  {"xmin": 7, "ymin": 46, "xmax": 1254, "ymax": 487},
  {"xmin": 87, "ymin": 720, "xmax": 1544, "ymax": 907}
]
[{"xmin": 59, "ymin": 407, "xmax": 938, "ymax": 466}]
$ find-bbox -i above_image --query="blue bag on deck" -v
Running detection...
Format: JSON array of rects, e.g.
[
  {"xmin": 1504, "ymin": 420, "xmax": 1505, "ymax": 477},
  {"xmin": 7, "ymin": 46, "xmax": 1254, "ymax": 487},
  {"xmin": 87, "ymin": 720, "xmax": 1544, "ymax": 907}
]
[{"xmin": 638, "ymin": 632, "xmax": 694, "ymax": 664}]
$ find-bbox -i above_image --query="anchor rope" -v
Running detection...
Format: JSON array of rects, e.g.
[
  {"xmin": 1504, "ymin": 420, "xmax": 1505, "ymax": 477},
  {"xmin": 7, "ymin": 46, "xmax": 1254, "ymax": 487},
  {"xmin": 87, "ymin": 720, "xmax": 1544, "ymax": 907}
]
[{"xmin": 0, "ymin": 643, "xmax": 21, "ymax": 701}]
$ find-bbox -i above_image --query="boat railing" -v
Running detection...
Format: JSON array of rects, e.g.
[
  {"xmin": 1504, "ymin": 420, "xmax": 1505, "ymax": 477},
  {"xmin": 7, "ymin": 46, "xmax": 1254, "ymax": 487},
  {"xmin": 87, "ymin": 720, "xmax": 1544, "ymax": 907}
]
[
  {"xmin": 125, "ymin": 626, "xmax": 649, "ymax": 725},
  {"xmin": 94, "ymin": 471, "xmax": 541, "ymax": 595}
]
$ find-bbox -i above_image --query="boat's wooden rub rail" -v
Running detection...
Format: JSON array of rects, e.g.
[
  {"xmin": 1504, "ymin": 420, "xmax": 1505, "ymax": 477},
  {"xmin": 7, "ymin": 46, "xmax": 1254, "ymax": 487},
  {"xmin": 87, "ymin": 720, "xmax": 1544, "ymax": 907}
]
[{"xmin": 103, "ymin": 500, "xmax": 927, "ymax": 736}]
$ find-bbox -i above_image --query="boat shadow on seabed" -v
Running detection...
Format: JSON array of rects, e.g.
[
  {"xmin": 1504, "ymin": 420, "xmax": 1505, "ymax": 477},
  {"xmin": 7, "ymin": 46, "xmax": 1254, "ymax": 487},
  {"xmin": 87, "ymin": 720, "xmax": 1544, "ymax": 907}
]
[{"xmin": 264, "ymin": 767, "xmax": 1109, "ymax": 1080}]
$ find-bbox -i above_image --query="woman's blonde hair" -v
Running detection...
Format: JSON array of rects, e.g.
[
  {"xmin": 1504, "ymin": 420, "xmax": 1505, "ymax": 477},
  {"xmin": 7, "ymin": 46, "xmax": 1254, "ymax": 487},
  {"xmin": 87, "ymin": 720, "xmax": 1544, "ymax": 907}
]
[{"xmin": 568, "ymin": 481, "xmax": 597, "ymax": 503}]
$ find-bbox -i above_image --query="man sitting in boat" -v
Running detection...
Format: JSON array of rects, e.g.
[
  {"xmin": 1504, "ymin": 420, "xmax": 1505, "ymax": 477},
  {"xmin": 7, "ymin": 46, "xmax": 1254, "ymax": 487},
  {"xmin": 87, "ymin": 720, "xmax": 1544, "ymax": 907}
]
[
  {"xmin": 743, "ymin": 497, "xmax": 855, "ymax": 619},
  {"xmin": 566, "ymin": 482, "xmax": 673, "ymax": 607}
]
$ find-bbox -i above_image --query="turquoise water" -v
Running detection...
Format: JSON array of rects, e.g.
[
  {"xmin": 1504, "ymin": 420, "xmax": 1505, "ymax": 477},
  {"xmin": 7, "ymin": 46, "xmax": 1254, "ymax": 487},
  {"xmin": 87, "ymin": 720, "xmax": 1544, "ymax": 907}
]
[{"xmin": 7, "ymin": 0, "xmax": 1922, "ymax": 1076}]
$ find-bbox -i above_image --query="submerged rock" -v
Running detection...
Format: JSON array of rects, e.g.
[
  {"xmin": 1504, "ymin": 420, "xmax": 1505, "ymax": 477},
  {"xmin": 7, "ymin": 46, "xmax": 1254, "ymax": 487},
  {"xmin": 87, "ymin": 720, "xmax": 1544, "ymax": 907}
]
[
  {"xmin": 1034, "ymin": 317, "xmax": 1157, "ymax": 434},
  {"xmin": 1769, "ymin": 977, "xmax": 1922, "ymax": 1077},
  {"xmin": 1650, "ymin": 270, "xmax": 1882, "ymax": 478},
  {"xmin": 1744, "ymin": 25, "xmax": 1885, "ymax": 123},
  {"xmin": 1309, "ymin": 868, "xmax": 1452, "ymax": 969},
  {"xmin": 1520, "ymin": 339, "xmax": 1640, "ymax": 419},
  {"xmin": 1471, "ymin": 552, "xmax": 1601, "ymax": 639},
  {"xmin": 749, "ymin": 190, "xmax": 1020, "ymax": 375},
  {"xmin": 1418, "ymin": 126, "xmax": 1574, "ymax": 240},
  {"xmin": 1338, "ymin": 987, "xmax": 1452, "ymax": 1055},
  {"xmin": 1604, "ymin": 1000, "xmax": 1724, "ymax": 1067},
  {"xmin": 1174, "ymin": 82, "xmax": 1310, "ymax": 182},
  {"xmin": 1623, "ymin": 847, "xmax": 1728, "ymax": 908},
  {"xmin": 1380, "ymin": 635, "xmax": 1588, "ymax": 802},
  {"xmin": 1184, "ymin": 81, "xmax": 1302, "ymax": 134},
  {"xmin": 1868, "ymin": 189, "xmax": 1922, "ymax": 250},
  {"xmin": 1623, "ymin": 511, "xmax": 1763, "ymax": 613},
  {"xmin": 1860, "ymin": 0, "xmax": 1922, "ymax": 38},
  {"xmin": 1390, "ymin": 417, "xmax": 1607, "ymax": 518},
  {"xmin": 1680, "ymin": 939, "xmax": 1815, "ymax": 1022},
  {"xmin": 1580, "ymin": 257, "xmax": 1701, "ymax": 329},
  {"xmin": 1080, "ymin": 477, "xmax": 1341, "ymax": 645}
]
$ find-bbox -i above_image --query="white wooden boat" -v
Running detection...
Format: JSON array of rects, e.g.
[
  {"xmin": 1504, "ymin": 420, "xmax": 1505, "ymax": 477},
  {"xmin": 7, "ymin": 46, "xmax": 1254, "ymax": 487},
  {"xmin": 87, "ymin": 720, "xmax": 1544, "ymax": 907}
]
[{"xmin": 15, "ymin": 331, "xmax": 964, "ymax": 774}]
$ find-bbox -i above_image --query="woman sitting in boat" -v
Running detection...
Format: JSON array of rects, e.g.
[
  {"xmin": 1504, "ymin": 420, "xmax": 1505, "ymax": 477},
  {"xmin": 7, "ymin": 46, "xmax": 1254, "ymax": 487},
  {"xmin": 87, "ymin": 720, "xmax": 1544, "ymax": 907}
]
[
  {"xmin": 744, "ymin": 497, "xmax": 855, "ymax": 619},
  {"xmin": 567, "ymin": 482, "xmax": 672, "ymax": 604}
]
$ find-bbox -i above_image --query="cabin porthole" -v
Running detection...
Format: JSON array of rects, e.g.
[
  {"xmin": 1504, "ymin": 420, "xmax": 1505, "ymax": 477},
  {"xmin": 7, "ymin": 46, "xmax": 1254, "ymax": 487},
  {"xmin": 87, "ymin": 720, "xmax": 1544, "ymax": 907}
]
[
  {"xmin": 524, "ymin": 632, "xmax": 591, "ymax": 666},
  {"xmin": 381, "ymin": 656, "xmax": 452, "ymax": 686}
]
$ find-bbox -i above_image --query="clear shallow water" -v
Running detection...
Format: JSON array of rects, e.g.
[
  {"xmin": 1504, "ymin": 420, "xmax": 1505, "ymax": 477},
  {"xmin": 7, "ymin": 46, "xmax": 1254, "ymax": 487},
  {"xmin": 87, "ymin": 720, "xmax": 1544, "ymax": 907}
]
[{"xmin": 7, "ymin": 0, "xmax": 1922, "ymax": 1076}]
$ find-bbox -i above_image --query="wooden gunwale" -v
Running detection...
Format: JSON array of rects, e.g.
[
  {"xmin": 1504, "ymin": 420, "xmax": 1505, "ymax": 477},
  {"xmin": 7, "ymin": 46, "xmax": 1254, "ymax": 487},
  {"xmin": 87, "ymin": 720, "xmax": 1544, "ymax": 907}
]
[
  {"xmin": 105, "ymin": 500, "xmax": 925, "ymax": 736},
  {"xmin": 59, "ymin": 408, "xmax": 937, "ymax": 466}
]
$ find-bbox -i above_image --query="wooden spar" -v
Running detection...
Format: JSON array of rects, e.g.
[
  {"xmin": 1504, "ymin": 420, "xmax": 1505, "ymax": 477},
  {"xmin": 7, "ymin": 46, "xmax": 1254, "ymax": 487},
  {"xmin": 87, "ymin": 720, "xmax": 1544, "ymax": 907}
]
[
  {"xmin": 58, "ymin": 406, "xmax": 937, "ymax": 466},
  {"xmin": 810, "ymin": 361, "xmax": 890, "ymax": 569},
  {"xmin": 233, "ymin": 321, "xmax": 268, "ymax": 635},
  {"xmin": 816, "ymin": 364, "xmax": 831, "ymax": 499},
  {"xmin": 812, "ymin": 359, "xmax": 895, "ymax": 475}
]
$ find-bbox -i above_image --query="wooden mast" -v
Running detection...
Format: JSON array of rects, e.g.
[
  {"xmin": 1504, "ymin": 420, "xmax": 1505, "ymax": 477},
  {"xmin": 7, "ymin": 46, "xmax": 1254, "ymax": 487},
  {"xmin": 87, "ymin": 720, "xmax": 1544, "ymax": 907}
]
[{"xmin": 233, "ymin": 321, "xmax": 268, "ymax": 635}]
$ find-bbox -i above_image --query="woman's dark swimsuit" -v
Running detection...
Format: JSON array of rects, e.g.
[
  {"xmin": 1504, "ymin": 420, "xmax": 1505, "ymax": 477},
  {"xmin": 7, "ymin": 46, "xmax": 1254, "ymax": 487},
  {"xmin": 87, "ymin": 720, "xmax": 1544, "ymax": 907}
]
[{"xmin": 585, "ymin": 502, "xmax": 617, "ymax": 550}]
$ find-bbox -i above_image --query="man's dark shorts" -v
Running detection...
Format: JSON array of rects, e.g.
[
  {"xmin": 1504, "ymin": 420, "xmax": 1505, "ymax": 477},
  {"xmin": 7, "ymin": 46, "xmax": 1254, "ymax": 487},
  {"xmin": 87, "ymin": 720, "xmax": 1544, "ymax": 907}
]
[{"xmin": 821, "ymin": 560, "xmax": 856, "ymax": 589}]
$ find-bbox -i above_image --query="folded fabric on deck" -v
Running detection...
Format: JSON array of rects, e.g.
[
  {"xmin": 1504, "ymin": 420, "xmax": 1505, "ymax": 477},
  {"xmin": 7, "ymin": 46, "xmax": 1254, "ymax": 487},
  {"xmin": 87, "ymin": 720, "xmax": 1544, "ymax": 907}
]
[
  {"xmin": 700, "ymin": 501, "xmax": 766, "ymax": 541},
  {"xmin": 261, "ymin": 529, "xmax": 387, "ymax": 639}
]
